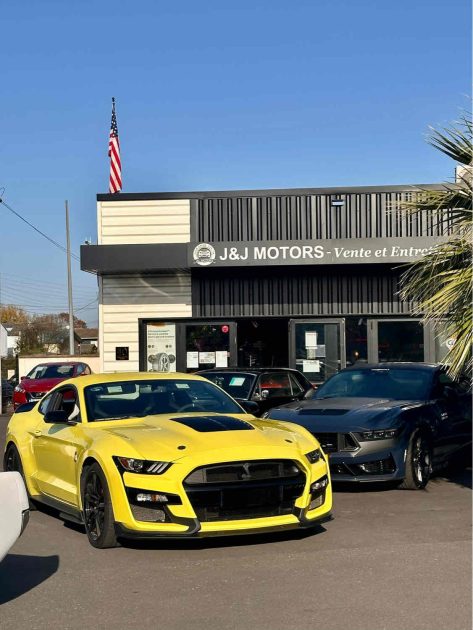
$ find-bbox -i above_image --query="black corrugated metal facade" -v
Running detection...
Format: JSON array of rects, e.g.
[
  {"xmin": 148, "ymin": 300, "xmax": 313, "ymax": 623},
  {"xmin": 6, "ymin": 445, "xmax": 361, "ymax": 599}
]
[
  {"xmin": 192, "ymin": 266, "xmax": 413, "ymax": 318},
  {"xmin": 195, "ymin": 191, "xmax": 450, "ymax": 243}
]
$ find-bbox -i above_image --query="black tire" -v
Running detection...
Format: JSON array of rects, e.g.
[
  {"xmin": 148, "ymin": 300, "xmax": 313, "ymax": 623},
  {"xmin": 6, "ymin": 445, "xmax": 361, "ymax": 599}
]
[
  {"xmin": 3, "ymin": 443, "xmax": 37, "ymax": 510},
  {"xmin": 400, "ymin": 430, "xmax": 433, "ymax": 490},
  {"xmin": 81, "ymin": 463, "xmax": 118, "ymax": 549}
]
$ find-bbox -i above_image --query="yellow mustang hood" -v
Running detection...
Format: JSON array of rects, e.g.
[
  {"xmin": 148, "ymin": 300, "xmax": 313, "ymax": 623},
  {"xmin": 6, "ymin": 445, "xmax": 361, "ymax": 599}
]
[{"xmin": 95, "ymin": 413, "xmax": 316, "ymax": 461}]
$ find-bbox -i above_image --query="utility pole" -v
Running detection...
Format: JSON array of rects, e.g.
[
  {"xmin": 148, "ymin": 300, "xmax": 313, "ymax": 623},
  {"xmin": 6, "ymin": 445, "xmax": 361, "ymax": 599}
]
[{"xmin": 65, "ymin": 201, "xmax": 74, "ymax": 355}]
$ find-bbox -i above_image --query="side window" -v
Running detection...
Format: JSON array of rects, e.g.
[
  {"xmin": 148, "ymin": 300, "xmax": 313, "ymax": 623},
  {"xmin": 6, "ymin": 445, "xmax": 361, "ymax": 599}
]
[
  {"xmin": 76, "ymin": 364, "xmax": 85, "ymax": 375},
  {"xmin": 38, "ymin": 393, "xmax": 54, "ymax": 416},
  {"xmin": 83, "ymin": 365, "xmax": 91, "ymax": 375},
  {"xmin": 53, "ymin": 386, "xmax": 81, "ymax": 421},
  {"xmin": 257, "ymin": 373, "xmax": 292, "ymax": 398},
  {"xmin": 289, "ymin": 373, "xmax": 305, "ymax": 396}
]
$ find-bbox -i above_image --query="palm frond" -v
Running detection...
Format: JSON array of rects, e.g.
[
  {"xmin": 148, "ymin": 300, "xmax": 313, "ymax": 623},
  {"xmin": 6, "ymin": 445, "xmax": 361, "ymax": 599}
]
[
  {"xmin": 399, "ymin": 111, "xmax": 472, "ymax": 379},
  {"xmin": 428, "ymin": 115, "xmax": 473, "ymax": 165}
]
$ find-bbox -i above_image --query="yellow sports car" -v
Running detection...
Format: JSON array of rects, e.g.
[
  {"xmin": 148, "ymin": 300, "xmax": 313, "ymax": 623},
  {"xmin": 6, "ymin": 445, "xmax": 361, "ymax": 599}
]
[{"xmin": 4, "ymin": 372, "xmax": 332, "ymax": 548}]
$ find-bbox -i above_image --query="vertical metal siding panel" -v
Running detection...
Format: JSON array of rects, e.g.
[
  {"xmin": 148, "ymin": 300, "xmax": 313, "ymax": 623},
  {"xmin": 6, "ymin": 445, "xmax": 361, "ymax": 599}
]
[
  {"xmin": 192, "ymin": 268, "xmax": 410, "ymax": 318},
  {"xmin": 313, "ymin": 195, "xmax": 320, "ymax": 239}
]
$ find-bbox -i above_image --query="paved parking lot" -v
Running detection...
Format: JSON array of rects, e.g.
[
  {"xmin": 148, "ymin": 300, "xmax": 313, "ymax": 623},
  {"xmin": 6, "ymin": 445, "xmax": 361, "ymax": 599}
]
[{"xmin": 0, "ymin": 412, "xmax": 471, "ymax": 630}]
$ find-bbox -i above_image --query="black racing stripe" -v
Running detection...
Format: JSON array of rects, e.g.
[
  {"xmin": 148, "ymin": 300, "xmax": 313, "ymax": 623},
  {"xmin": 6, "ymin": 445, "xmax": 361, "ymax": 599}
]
[{"xmin": 170, "ymin": 416, "xmax": 254, "ymax": 432}]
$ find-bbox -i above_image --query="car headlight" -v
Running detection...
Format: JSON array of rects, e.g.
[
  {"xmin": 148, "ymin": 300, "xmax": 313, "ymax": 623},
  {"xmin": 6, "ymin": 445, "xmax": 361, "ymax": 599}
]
[
  {"xmin": 305, "ymin": 448, "xmax": 322, "ymax": 463},
  {"xmin": 310, "ymin": 475, "xmax": 329, "ymax": 493},
  {"xmin": 114, "ymin": 457, "xmax": 172, "ymax": 474},
  {"xmin": 357, "ymin": 428, "xmax": 400, "ymax": 441},
  {"xmin": 14, "ymin": 385, "xmax": 25, "ymax": 393}
]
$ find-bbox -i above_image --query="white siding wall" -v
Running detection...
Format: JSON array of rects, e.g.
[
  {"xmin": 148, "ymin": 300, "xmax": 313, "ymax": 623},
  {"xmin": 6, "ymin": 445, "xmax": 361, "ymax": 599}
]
[
  {"xmin": 99, "ymin": 274, "xmax": 192, "ymax": 373},
  {"xmin": 98, "ymin": 199, "xmax": 190, "ymax": 245}
]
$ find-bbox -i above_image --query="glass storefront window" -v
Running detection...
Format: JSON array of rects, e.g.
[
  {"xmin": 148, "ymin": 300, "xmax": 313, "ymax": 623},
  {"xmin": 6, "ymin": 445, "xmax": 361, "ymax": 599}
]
[
  {"xmin": 345, "ymin": 317, "xmax": 368, "ymax": 366},
  {"xmin": 377, "ymin": 321, "xmax": 424, "ymax": 362},
  {"xmin": 185, "ymin": 324, "xmax": 231, "ymax": 372}
]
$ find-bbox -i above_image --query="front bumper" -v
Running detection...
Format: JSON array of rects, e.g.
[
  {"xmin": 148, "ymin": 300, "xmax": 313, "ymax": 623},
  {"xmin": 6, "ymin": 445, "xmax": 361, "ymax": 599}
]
[
  {"xmin": 115, "ymin": 511, "xmax": 333, "ymax": 540},
  {"xmin": 328, "ymin": 441, "xmax": 407, "ymax": 483},
  {"xmin": 108, "ymin": 452, "xmax": 332, "ymax": 539}
]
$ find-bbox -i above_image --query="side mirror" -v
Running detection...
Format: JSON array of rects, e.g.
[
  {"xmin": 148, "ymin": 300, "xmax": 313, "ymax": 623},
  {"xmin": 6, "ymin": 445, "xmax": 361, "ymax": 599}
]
[
  {"xmin": 20, "ymin": 376, "xmax": 26, "ymax": 381},
  {"xmin": 44, "ymin": 410, "xmax": 74, "ymax": 424},
  {"xmin": 239, "ymin": 400, "xmax": 260, "ymax": 415},
  {"xmin": 444, "ymin": 386, "xmax": 458, "ymax": 400}
]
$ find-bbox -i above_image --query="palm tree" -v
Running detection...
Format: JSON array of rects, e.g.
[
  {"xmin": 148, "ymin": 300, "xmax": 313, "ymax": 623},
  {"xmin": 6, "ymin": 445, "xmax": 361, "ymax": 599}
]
[{"xmin": 399, "ymin": 114, "xmax": 472, "ymax": 379}]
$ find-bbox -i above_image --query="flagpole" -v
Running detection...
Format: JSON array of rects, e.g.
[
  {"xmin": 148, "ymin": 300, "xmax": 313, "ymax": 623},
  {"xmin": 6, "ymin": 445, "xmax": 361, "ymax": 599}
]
[{"xmin": 65, "ymin": 200, "xmax": 74, "ymax": 355}]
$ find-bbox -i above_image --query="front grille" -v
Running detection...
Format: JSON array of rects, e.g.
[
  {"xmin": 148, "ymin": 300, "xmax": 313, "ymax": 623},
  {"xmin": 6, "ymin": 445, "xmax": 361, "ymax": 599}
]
[
  {"xmin": 130, "ymin": 504, "xmax": 168, "ymax": 523},
  {"xmin": 312, "ymin": 432, "xmax": 359, "ymax": 453},
  {"xmin": 355, "ymin": 457, "xmax": 396, "ymax": 475},
  {"xmin": 330, "ymin": 463, "xmax": 355, "ymax": 475},
  {"xmin": 184, "ymin": 460, "xmax": 306, "ymax": 522},
  {"xmin": 185, "ymin": 460, "xmax": 301, "ymax": 485},
  {"xmin": 330, "ymin": 457, "xmax": 396, "ymax": 477}
]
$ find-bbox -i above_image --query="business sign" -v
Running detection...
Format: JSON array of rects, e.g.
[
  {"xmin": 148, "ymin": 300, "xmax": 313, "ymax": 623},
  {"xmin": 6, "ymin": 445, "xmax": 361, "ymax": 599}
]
[{"xmin": 188, "ymin": 237, "xmax": 442, "ymax": 268}]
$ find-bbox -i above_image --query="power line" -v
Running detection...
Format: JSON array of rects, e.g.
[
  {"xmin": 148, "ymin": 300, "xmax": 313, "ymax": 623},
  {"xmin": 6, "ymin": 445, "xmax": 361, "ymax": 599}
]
[
  {"xmin": 0, "ymin": 284, "xmax": 96, "ymax": 301},
  {"xmin": 0, "ymin": 271, "xmax": 95, "ymax": 291},
  {"xmin": 76, "ymin": 297, "xmax": 99, "ymax": 312},
  {"xmin": 0, "ymin": 196, "xmax": 81, "ymax": 262}
]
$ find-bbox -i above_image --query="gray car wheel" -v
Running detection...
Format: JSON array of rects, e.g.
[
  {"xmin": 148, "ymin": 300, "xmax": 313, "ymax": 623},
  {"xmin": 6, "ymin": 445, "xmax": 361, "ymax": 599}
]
[{"xmin": 400, "ymin": 431, "xmax": 432, "ymax": 490}]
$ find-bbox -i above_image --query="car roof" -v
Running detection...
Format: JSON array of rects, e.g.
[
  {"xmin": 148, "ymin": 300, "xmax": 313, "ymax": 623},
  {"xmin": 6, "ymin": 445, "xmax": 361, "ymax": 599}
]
[{"xmin": 344, "ymin": 362, "xmax": 439, "ymax": 372}]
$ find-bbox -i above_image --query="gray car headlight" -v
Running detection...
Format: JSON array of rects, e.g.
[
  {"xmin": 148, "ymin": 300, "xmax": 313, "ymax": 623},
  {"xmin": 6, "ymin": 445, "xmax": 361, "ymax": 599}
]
[
  {"xmin": 114, "ymin": 457, "xmax": 172, "ymax": 474},
  {"xmin": 357, "ymin": 428, "xmax": 400, "ymax": 441}
]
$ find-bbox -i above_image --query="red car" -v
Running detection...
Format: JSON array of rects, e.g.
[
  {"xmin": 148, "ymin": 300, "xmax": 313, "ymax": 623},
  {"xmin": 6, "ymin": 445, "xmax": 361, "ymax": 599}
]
[{"xmin": 13, "ymin": 362, "xmax": 92, "ymax": 409}]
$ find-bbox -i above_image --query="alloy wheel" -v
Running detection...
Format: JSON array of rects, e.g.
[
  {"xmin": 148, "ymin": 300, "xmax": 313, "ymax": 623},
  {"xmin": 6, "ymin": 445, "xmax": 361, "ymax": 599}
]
[
  {"xmin": 412, "ymin": 436, "xmax": 431, "ymax": 485},
  {"xmin": 83, "ymin": 472, "xmax": 106, "ymax": 541}
]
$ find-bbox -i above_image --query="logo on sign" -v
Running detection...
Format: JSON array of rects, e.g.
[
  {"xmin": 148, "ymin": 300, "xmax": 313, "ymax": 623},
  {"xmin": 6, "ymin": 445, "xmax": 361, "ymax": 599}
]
[{"xmin": 193, "ymin": 243, "xmax": 216, "ymax": 266}]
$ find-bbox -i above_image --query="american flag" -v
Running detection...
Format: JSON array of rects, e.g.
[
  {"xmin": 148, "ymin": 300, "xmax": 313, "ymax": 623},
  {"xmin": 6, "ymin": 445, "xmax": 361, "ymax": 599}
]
[{"xmin": 108, "ymin": 98, "xmax": 122, "ymax": 193}]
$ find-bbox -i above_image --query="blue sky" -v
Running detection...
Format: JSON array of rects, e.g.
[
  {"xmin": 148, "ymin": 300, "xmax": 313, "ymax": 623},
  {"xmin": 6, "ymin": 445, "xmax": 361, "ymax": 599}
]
[{"xmin": 0, "ymin": 0, "xmax": 470, "ymax": 326}]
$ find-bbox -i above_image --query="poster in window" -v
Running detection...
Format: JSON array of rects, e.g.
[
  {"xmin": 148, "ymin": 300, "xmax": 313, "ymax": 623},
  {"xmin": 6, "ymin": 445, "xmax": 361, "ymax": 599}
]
[
  {"xmin": 186, "ymin": 351, "xmax": 199, "ymax": 368},
  {"xmin": 305, "ymin": 332, "xmax": 318, "ymax": 348},
  {"xmin": 302, "ymin": 359, "xmax": 320, "ymax": 373},
  {"xmin": 215, "ymin": 351, "xmax": 228, "ymax": 368},
  {"xmin": 199, "ymin": 351, "xmax": 216, "ymax": 365},
  {"xmin": 146, "ymin": 323, "xmax": 177, "ymax": 372}
]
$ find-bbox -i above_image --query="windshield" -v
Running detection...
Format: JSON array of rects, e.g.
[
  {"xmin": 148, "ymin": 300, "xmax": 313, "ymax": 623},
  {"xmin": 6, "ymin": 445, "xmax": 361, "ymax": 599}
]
[
  {"xmin": 200, "ymin": 372, "xmax": 256, "ymax": 400},
  {"xmin": 84, "ymin": 379, "xmax": 245, "ymax": 421},
  {"xmin": 313, "ymin": 368, "xmax": 433, "ymax": 401},
  {"xmin": 27, "ymin": 364, "xmax": 75, "ymax": 379}
]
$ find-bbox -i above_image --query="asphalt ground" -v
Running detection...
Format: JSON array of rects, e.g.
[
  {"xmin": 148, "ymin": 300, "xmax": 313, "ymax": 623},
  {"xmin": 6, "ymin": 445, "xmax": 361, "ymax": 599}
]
[{"xmin": 0, "ymin": 412, "xmax": 471, "ymax": 630}]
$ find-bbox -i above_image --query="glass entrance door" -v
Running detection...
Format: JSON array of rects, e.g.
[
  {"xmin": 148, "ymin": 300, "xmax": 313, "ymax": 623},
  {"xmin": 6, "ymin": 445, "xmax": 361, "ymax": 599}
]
[{"xmin": 289, "ymin": 319, "xmax": 345, "ymax": 384}]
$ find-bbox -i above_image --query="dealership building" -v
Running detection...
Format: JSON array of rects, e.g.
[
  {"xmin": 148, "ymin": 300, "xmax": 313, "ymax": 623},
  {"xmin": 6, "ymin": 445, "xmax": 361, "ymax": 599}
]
[{"xmin": 81, "ymin": 184, "xmax": 451, "ymax": 382}]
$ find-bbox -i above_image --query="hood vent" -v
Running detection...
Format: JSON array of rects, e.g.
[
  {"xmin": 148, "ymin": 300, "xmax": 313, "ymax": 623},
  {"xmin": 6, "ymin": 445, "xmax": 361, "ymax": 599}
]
[
  {"xmin": 170, "ymin": 415, "xmax": 254, "ymax": 433},
  {"xmin": 298, "ymin": 408, "xmax": 349, "ymax": 416}
]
